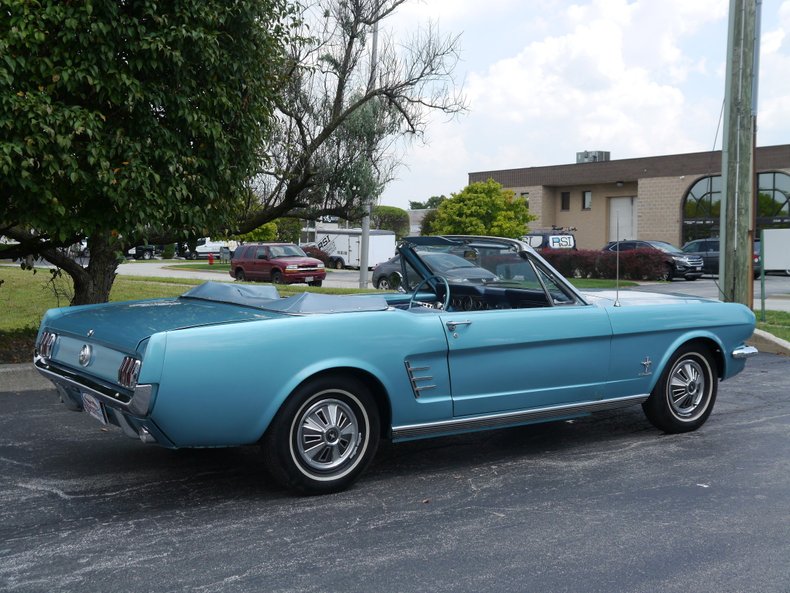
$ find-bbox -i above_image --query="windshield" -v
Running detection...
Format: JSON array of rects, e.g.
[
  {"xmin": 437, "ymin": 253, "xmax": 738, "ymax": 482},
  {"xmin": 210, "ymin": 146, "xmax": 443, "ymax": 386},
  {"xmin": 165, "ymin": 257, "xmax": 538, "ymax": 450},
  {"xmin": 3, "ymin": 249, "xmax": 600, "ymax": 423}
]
[
  {"xmin": 400, "ymin": 236, "xmax": 582, "ymax": 305},
  {"xmin": 648, "ymin": 241, "xmax": 682, "ymax": 254},
  {"xmin": 270, "ymin": 245, "xmax": 307, "ymax": 258}
]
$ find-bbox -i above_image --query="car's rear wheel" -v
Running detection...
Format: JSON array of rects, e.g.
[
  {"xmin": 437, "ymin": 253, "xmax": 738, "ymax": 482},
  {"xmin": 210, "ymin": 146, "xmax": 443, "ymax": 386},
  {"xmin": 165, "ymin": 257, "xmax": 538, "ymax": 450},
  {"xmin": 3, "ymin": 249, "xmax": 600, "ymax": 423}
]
[
  {"xmin": 642, "ymin": 344, "xmax": 717, "ymax": 433},
  {"xmin": 263, "ymin": 375, "xmax": 380, "ymax": 494},
  {"xmin": 235, "ymin": 269, "xmax": 246, "ymax": 281},
  {"xmin": 142, "ymin": 250, "xmax": 152, "ymax": 260},
  {"xmin": 376, "ymin": 277, "xmax": 391, "ymax": 290}
]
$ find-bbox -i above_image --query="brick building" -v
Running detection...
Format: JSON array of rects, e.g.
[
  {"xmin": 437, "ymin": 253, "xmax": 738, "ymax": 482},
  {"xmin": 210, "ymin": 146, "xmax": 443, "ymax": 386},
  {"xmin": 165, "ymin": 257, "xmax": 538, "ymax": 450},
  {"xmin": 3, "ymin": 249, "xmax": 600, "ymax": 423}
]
[{"xmin": 468, "ymin": 144, "xmax": 790, "ymax": 250}]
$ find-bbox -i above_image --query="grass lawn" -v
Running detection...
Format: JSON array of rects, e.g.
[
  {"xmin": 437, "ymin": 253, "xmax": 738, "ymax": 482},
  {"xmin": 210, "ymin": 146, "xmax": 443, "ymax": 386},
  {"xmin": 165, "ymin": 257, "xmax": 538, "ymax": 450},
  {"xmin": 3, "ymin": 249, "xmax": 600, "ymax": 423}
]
[
  {"xmin": 755, "ymin": 309, "xmax": 790, "ymax": 342},
  {"xmin": 1, "ymin": 264, "xmax": 787, "ymax": 363}
]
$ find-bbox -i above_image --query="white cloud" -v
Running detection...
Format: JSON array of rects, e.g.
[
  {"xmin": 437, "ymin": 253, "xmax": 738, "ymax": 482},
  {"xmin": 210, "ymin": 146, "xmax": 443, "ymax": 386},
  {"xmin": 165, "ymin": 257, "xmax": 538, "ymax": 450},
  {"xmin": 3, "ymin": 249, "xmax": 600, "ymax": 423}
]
[{"xmin": 380, "ymin": 0, "xmax": 789, "ymax": 209}]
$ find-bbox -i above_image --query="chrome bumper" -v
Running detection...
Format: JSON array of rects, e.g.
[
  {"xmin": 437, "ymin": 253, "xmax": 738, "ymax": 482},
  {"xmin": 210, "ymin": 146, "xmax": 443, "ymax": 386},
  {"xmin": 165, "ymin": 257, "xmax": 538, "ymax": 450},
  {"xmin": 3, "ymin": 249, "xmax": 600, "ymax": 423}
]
[
  {"xmin": 34, "ymin": 355, "xmax": 153, "ymax": 417},
  {"xmin": 732, "ymin": 345, "xmax": 759, "ymax": 359}
]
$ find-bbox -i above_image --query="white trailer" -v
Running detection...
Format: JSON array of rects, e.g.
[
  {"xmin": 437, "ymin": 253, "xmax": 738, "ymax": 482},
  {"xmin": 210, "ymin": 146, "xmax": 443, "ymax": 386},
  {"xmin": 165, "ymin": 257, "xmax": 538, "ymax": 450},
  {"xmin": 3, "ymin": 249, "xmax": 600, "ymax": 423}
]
[
  {"xmin": 313, "ymin": 228, "xmax": 396, "ymax": 269},
  {"xmin": 762, "ymin": 228, "xmax": 790, "ymax": 275}
]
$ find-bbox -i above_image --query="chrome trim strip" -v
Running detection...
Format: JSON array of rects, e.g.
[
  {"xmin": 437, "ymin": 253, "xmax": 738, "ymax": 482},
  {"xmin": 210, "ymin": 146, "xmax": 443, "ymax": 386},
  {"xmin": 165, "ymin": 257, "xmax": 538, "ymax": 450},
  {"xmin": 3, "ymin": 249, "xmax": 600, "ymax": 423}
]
[
  {"xmin": 34, "ymin": 355, "xmax": 153, "ymax": 416},
  {"xmin": 392, "ymin": 394, "xmax": 649, "ymax": 440},
  {"xmin": 732, "ymin": 345, "xmax": 759, "ymax": 359}
]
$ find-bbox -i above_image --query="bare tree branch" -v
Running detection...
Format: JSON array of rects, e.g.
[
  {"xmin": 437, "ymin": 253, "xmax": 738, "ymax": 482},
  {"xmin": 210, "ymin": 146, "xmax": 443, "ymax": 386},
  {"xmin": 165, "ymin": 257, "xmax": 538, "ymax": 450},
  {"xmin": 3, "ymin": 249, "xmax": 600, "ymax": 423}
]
[{"xmin": 235, "ymin": 0, "xmax": 466, "ymax": 234}]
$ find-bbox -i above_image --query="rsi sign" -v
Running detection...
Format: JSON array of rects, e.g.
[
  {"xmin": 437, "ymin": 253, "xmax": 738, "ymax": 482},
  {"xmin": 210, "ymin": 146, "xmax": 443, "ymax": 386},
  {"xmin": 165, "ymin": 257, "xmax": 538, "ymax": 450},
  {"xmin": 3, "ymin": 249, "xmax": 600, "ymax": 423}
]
[{"xmin": 548, "ymin": 235, "xmax": 575, "ymax": 249}]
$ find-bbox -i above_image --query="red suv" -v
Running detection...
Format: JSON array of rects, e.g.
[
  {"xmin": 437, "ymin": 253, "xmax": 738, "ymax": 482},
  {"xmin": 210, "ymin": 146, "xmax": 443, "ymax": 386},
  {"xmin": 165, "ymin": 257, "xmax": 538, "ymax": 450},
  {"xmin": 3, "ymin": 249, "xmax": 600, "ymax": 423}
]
[{"xmin": 230, "ymin": 243, "xmax": 326, "ymax": 286}]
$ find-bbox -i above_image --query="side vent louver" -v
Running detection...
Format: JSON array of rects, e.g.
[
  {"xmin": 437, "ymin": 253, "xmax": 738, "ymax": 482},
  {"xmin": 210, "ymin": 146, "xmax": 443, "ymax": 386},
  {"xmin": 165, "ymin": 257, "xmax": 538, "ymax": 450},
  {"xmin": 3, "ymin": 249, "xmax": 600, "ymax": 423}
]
[{"xmin": 405, "ymin": 361, "xmax": 436, "ymax": 399}]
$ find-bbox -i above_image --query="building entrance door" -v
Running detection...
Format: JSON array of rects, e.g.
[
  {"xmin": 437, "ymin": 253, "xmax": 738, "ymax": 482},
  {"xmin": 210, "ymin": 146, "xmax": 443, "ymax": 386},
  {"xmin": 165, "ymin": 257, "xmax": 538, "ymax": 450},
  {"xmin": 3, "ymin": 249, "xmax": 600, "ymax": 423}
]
[{"xmin": 609, "ymin": 197, "xmax": 637, "ymax": 241}]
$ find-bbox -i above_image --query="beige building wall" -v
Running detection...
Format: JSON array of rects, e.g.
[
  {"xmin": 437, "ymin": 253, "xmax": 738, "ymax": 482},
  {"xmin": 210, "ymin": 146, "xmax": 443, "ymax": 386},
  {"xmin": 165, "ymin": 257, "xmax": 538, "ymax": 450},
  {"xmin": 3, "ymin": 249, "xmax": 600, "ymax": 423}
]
[
  {"xmin": 635, "ymin": 176, "xmax": 692, "ymax": 246},
  {"xmin": 520, "ymin": 183, "xmax": 639, "ymax": 250},
  {"xmin": 501, "ymin": 163, "xmax": 790, "ymax": 251}
]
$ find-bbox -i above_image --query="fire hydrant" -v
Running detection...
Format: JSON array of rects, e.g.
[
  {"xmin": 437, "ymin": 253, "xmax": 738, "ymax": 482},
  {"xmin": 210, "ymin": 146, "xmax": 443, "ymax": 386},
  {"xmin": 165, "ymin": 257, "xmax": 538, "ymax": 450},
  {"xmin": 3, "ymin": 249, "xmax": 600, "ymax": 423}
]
[{"xmin": 208, "ymin": 253, "xmax": 214, "ymax": 265}]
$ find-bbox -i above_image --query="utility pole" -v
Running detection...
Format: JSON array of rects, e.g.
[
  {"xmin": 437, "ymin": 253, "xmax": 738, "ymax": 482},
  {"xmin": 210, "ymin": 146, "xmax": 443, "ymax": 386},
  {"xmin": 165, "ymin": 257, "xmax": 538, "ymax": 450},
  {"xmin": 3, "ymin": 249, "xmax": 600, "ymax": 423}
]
[
  {"xmin": 359, "ymin": 5, "xmax": 379, "ymax": 288},
  {"xmin": 720, "ymin": 0, "xmax": 761, "ymax": 306}
]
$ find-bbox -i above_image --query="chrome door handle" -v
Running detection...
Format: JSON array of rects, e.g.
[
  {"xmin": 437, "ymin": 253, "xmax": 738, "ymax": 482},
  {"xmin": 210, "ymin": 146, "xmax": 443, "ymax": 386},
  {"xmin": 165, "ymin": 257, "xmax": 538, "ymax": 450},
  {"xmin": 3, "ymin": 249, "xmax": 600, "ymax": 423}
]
[{"xmin": 446, "ymin": 320, "xmax": 472, "ymax": 331}]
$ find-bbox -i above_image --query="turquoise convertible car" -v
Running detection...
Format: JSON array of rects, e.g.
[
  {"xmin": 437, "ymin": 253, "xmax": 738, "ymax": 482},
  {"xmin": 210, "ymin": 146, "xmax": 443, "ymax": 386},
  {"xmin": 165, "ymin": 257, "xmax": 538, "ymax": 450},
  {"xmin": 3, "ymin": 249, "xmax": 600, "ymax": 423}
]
[{"xmin": 34, "ymin": 236, "xmax": 758, "ymax": 493}]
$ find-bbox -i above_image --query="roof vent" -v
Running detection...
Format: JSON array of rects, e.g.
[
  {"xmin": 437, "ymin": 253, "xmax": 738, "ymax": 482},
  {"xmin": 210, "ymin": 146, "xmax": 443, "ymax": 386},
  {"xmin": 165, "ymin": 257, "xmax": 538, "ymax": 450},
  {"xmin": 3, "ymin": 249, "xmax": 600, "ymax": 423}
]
[{"xmin": 576, "ymin": 150, "xmax": 611, "ymax": 163}]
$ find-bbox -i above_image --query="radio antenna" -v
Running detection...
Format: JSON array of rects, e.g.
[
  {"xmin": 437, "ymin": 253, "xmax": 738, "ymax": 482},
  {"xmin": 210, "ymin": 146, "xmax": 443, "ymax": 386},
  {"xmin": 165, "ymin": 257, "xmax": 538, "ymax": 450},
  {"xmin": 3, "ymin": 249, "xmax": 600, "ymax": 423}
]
[{"xmin": 614, "ymin": 215, "xmax": 621, "ymax": 307}]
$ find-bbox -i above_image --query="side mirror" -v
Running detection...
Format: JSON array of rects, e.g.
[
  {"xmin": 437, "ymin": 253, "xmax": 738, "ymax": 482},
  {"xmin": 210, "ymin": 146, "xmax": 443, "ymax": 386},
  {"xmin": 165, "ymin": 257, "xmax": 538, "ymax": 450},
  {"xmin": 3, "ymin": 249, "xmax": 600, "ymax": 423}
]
[{"xmin": 388, "ymin": 272, "xmax": 404, "ymax": 291}]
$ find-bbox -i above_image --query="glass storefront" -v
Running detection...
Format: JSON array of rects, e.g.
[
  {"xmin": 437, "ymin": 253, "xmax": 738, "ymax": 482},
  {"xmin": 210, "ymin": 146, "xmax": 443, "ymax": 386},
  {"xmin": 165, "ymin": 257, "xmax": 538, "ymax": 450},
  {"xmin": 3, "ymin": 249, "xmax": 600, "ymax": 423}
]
[{"xmin": 682, "ymin": 172, "xmax": 790, "ymax": 244}]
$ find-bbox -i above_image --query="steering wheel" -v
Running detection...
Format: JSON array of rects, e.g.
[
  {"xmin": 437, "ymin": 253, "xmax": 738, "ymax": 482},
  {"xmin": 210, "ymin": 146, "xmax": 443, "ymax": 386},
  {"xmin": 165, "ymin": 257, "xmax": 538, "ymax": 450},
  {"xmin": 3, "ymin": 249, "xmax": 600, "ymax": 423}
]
[{"xmin": 408, "ymin": 275, "xmax": 451, "ymax": 310}]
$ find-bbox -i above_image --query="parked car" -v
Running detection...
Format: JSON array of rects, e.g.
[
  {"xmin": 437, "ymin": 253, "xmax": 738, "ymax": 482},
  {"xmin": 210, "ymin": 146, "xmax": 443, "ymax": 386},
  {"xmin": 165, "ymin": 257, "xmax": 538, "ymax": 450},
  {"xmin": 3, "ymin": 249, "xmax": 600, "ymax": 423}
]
[
  {"xmin": 603, "ymin": 240, "xmax": 704, "ymax": 280},
  {"xmin": 681, "ymin": 238, "xmax": 762, "ymax": 278},
  {"xmin": 372, "ymin": 252, "xmax": 497, "ymax": 290},
  {"xmin": 230, "ymin": 243, "xmax": 326, "ymax": 286},
  {"xmin": 34, "ymin": 235, "xmax": 757, "ymax": 494}
]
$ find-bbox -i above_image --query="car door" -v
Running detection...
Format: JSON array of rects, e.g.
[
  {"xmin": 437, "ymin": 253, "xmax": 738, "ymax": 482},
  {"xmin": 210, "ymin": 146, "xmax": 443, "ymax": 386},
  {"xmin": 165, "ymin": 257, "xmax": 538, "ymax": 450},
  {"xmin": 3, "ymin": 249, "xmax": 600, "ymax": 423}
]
[
  {"xmin": 439, "ymin": 304, "xmax": 613, "ymax": 417},
  {"xmin": 704, "ymin": 240, "xmax": 720, "ymax": 274},
  {"xmin": 251, "ymin": 246, "xmax": 271, "ymax": 280}
]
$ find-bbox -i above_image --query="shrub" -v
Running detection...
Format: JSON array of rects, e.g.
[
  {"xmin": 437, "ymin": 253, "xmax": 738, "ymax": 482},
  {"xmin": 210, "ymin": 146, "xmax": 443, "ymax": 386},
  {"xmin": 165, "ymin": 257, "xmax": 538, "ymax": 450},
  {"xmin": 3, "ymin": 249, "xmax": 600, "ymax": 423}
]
[
  {"xmin": 542, "ymin": 248, "xmax": 669, "ymax": 280},
  {"xmin": 302, "ymin": 245, "xmax": 331, "ymax": 265}
]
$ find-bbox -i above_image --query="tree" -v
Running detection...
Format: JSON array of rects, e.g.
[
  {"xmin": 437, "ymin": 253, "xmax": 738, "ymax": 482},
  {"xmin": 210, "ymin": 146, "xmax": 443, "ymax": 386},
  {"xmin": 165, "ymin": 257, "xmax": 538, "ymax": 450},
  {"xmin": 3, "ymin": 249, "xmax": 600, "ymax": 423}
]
[
  {"xmin": 431, "ymin": 179, "xmax": 536, "ymax": 238},
  {"xmin": 371, "ymin": 205, "xmax": 409, "ymax": 238},
  {"xmin": 1, "ymin": 0, "xmax": 464, "ymax": 306},
  {"xmin": 409, "ymin": 195, "xmax": 446, "ymax": 210},
  {"xmin": 0, "ymin": 0, "xmax": 296, "ymax": 304},
  {"xmin": 236, "ymin": 0, "xmax": 466, "ymax": 233},
  {"xmin": 235, "ymin": 223, "xmax": 279, "ymax": 243},
  {"xmin": 419, "ymin": 208, "xmax": 439, "ymax": 236},
  {"xmin": 275, "ymin": 218, "xmax": 303, "ymax": 244}
]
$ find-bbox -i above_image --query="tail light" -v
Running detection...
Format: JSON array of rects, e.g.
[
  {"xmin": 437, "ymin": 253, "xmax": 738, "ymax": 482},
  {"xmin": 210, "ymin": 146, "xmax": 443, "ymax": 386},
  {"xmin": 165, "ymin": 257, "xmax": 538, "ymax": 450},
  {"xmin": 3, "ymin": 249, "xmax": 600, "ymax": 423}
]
[
  {"xmin": 118, "ymin": 356, "xmax": 141, "ymax": 389},
  {"xmin": 38, "ymin": 331, "xmax": 58, "ymax": 360}
]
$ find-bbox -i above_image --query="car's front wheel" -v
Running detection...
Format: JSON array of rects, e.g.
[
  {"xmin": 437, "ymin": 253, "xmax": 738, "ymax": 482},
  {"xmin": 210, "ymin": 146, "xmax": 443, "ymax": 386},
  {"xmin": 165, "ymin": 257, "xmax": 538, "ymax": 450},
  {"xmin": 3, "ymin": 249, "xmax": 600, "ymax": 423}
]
[
  {"xmin": 659, "ymin": 264, "xmax": 674, "ymax": 281},
  {"xmin": 642, "ymin": 344, "xmax": 718, "ymax": 433},
  {"xmin": 263, "ymin": 375, "xmax": 380, "ymax": 494},
  {"xmin": 271, "ymin": 269, "xmax": 283, "ymax": 284},
  {"xmin": 375, "ymin": 277, "xmax": 391, "ymax": 290},
  {"xmin": 235, "ymin": 269, "xmax": 246, "ymax": 281}
]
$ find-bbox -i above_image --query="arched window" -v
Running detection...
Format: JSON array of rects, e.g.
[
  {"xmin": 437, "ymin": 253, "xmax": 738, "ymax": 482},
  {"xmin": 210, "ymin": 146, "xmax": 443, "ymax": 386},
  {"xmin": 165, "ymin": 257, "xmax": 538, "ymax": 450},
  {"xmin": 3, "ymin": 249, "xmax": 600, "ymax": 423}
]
[{"xmin": 682, "ymin": 171, "xmax": 790, "ymax": 244}]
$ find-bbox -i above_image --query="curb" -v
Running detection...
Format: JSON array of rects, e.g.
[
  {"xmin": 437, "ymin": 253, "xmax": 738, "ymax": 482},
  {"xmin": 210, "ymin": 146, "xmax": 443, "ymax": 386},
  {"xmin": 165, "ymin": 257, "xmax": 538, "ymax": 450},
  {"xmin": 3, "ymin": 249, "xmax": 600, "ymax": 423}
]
[
  {"xmin": 0, "ymin": 363, "xmax": 52, "ymax": 393},
  {"xmin": 1, "ymin": 330, "xmax": 787, "ymax": 394},
  {"xmin": 747, "ymin": 328, "xmax": 790, "ymax": 356}
]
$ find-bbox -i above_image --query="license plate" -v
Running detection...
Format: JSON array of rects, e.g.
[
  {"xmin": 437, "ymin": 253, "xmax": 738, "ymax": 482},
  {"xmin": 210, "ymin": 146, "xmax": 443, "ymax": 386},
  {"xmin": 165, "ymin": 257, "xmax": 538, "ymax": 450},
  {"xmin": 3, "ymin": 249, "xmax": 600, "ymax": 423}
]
[
  {"xmin": 82, "ymin": 393, "xmax": 108, "ymax": 425},
  {"xmin": 305, "ymin": 276, "xmax": 314, "ymax": 282}
]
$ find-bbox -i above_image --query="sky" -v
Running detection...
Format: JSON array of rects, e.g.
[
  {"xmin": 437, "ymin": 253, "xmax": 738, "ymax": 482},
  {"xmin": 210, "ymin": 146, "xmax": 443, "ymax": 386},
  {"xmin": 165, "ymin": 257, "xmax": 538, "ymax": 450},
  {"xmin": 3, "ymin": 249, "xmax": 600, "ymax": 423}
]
[{"xmin": 377, "ymin": 0, "xmax": 790, "ymax": 210}]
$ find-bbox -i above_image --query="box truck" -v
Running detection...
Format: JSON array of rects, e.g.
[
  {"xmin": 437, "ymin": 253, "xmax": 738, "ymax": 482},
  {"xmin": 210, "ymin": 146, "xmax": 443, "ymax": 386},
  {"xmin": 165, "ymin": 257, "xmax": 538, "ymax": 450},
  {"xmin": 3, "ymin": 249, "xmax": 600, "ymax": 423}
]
[{"xmin": 313, "ymin": 228, "xmax": 396, "ymax": 269}]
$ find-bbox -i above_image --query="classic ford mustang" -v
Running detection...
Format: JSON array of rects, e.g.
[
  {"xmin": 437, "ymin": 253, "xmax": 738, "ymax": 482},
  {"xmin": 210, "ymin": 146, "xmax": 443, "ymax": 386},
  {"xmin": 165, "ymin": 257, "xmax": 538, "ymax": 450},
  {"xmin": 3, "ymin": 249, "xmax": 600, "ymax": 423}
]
[{"xmin": 34, "ymin": 236, "xmax": 758, "ymax": 493}]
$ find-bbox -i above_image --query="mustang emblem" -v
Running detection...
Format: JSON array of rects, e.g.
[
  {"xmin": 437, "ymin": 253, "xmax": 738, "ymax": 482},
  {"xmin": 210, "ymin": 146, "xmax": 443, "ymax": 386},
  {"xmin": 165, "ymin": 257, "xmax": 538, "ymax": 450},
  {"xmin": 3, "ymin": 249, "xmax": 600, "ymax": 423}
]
[
  {"xmin": 640, "ymin": 356, "xmax": 653, "ymax": 376},
  {"xmin": 78, "ymin": 344, "xmax": 93, "ymax": 367}
]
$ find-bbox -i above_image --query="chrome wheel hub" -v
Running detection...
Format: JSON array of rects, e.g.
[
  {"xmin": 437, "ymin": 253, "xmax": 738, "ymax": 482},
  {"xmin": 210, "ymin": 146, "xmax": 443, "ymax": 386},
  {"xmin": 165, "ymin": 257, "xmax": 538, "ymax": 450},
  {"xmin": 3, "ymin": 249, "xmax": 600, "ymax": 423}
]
[
  {"xmin": 296, "ymin": 398, "xmax": 360, "ymax": 471},
  {"xmin": 669, "ymin": 359, "xmax": 706, "ymax": 418}
]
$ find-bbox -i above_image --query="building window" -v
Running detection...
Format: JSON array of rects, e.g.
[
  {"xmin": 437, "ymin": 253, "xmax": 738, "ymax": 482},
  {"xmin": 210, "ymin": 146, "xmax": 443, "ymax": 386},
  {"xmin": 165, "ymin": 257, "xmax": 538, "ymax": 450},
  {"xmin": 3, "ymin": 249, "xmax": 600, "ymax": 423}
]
[
  {"xmin": 520, "ymin": 192, "xmax": 530, "ymax": 209},
  {"xmin": 561, "ymin": 191, "xmax": 570, "ymax": 211},
  {"xmin": 582, "ymin": 190, "xmax": 592, "ymax": 210},
  {"xmin": 682, "ymin": 172, "xmax": 790, "ymax": 243}
]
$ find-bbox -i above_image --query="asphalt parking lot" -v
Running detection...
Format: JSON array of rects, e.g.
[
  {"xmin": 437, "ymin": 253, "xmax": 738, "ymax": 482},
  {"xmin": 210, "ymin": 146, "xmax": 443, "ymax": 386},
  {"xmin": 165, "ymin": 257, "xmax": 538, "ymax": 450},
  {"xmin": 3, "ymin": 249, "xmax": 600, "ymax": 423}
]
[{"xmin": 1, "ymin": 353, "xmax": 788, "ymax": 593}]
